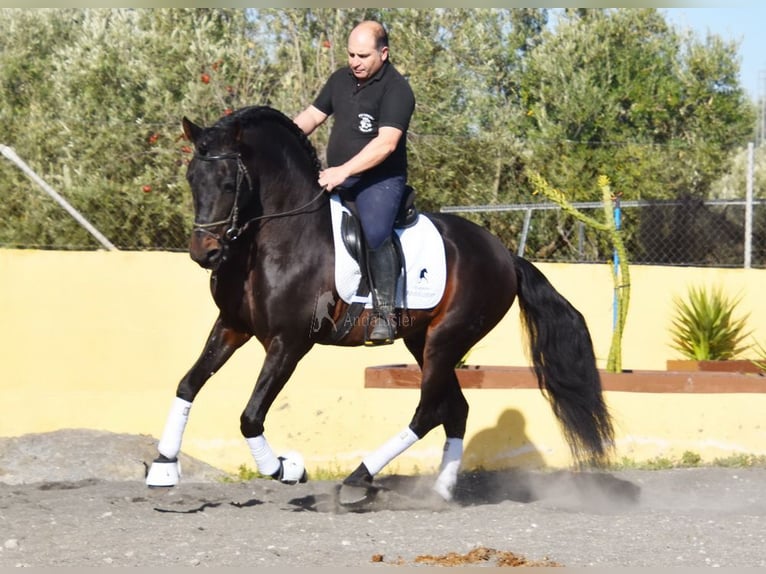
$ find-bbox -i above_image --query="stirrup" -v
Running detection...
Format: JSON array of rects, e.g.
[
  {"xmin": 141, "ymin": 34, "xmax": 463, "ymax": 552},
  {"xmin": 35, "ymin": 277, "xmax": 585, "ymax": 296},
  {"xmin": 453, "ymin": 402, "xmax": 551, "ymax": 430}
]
[{"xmin": 365, "ymin": 313, "xmax": 395, "ymax": 346}]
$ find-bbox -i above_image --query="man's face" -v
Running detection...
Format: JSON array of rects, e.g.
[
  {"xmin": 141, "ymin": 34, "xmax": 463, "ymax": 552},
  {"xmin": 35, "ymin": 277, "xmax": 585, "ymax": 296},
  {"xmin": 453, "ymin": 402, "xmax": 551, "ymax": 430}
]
[{"xmin": 347, "ymin": 29, "xmax": 387, "ymax": 82}]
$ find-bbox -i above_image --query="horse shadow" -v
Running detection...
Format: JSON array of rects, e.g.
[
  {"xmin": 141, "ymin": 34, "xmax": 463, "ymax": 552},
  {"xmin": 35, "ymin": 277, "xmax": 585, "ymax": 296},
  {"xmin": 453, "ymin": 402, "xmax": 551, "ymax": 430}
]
[
  {"xmin": 455, "ymin": 408, "xmax": 639, "ymax": 510},
  {"xmin": 451, "ymin": 468, "xmax": 641, "ymax": 512},
  {"xmin": 288, "ymin": 466, "xmax": 640, "ymax": 515},
  {"xmin": 463, "ymin": 408, "xmax": 547, "ymax": 472},
  {"xmin": 287, "ymin": 408, "xmax": 640, "ymax": 514}
]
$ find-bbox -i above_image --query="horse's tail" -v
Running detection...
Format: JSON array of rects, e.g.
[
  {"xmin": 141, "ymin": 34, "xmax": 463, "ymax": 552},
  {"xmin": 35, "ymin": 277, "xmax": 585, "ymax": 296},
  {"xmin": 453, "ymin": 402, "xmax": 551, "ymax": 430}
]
[{"xmin": 513, "ymin": 254, "xmax": 614, "ymax": 468}]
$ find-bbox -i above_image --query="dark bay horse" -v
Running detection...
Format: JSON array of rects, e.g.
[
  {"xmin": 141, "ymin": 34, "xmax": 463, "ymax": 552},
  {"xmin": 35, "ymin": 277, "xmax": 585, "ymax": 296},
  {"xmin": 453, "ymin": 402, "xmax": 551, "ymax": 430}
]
[{"xmin": 146, "ymin": 105, "xmax": 614, "ymax": 501}]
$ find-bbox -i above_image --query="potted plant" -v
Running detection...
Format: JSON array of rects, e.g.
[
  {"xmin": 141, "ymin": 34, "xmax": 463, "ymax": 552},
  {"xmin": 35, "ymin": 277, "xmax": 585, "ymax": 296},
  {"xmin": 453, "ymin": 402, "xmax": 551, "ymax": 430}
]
[{"xmin": 667, "ymin": 284, "xmax": 759, "ymax": 373}]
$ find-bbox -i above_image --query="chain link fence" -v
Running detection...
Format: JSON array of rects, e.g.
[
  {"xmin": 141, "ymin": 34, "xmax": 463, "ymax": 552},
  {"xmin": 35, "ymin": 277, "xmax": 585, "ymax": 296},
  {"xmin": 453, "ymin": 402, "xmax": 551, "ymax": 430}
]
[{"xmin": 442, "ymin": 198, "xmax": 766, "ymax": 269}]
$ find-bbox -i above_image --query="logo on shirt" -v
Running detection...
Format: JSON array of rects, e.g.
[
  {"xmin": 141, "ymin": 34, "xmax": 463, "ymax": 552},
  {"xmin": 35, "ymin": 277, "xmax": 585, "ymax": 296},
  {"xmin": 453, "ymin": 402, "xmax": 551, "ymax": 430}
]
[{"xmin": 357, "ymin": 113, "xmax": 374, "ymax": 133}]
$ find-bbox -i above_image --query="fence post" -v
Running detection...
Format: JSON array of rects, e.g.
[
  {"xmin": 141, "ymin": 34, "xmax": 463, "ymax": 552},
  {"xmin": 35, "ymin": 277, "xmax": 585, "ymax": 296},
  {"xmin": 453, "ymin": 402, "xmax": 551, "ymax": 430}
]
[
  {"xmin": 518, "ymin": 207, "xmax": 533, "ymax": 256},
  {"xmin": 745, "ymin": 142, "xmax": 754, "ymax": 269},
  {"xmin": 0, "ymin": 145, "xmax": 117, "ymax": 251},
  {"xmin": 612, "ymin": 193, "xmax": 622, "ymax": 329}
]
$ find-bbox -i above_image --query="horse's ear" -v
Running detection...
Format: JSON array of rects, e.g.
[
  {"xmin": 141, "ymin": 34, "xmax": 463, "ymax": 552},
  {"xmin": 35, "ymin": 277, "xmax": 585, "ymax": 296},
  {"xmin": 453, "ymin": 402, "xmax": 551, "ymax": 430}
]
[{"xmin": 182, "ymin": 117, "xmax": 202, "ymax": 145}]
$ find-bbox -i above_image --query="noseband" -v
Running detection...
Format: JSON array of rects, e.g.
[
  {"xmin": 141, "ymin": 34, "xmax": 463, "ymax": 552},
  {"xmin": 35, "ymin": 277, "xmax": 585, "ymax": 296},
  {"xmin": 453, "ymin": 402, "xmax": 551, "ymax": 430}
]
[{"xmin": 192, "ymin": 151, "xmax": 326, "ymax": 244}]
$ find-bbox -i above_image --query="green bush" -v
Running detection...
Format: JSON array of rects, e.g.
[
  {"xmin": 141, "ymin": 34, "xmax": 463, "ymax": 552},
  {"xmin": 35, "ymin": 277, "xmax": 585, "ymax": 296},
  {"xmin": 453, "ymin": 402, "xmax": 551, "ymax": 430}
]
[{"xmin": 669, "ymin": 285, "xmax": 752, "ymax": 360}]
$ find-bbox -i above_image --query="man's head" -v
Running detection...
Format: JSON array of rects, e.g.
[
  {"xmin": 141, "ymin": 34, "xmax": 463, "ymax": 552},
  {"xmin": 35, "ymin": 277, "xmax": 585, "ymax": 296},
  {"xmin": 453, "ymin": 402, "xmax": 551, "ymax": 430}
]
[{"xmin": 347, "ymin": 20, "xmax": 389, "ymax": 83}]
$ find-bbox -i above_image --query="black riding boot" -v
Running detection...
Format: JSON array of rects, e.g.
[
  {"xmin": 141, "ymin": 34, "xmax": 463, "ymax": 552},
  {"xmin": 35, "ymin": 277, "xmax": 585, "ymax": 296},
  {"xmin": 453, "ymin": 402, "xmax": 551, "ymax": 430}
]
[{"xmin": 366, "ymin": 236, "xmax": 399, "ymax": 346}]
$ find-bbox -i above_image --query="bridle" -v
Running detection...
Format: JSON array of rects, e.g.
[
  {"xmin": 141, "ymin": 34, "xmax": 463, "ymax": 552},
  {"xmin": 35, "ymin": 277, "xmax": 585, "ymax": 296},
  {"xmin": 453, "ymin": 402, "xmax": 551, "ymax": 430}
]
[
  {"xmin": 192, "ymin": 150, "xmax": 326, "ymax": 243},
  {"xmin": 192, "ymin": 151, "xmax": 251, "ymax": 242}
]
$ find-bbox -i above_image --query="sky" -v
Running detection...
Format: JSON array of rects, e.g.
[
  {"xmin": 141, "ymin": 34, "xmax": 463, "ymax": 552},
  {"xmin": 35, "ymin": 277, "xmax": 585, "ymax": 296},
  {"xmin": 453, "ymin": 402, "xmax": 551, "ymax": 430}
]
[{"xmin": 662, "ymin": 7, "xmax": 766, "ymax": 101}]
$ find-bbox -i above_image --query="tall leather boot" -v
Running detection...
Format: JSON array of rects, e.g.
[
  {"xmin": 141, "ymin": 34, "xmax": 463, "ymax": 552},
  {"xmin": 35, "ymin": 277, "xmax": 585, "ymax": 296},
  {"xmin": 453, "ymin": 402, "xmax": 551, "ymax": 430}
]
[{"xmin": 365, "ymin": 236, "xmax": 399, "ymax": 346}]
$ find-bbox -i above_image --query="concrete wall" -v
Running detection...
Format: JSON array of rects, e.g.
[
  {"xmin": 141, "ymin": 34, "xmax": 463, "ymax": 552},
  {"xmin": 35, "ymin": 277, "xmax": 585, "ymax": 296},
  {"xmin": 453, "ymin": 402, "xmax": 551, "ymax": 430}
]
[{"xmin": 2, "ymin": 249, "xmax": 764, "ymax": 475}]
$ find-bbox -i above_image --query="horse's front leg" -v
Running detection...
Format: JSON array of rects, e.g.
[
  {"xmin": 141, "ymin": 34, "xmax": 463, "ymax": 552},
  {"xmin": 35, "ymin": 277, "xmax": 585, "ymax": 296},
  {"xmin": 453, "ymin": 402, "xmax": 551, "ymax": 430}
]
[
  {"xmin": 146, "ymin": 317, "xmax": 250, "ymax": 487},
  {"xmin": 240, "ymin": 335, "xmax": 311, "ymax": 485}
]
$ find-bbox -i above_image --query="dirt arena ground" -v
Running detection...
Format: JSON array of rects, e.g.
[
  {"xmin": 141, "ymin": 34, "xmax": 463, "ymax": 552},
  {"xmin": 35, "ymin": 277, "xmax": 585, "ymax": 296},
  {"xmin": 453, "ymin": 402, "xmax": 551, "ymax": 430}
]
[{"xmin": 1, "ymin": 429, "xmax": 765, "ymax": 567}]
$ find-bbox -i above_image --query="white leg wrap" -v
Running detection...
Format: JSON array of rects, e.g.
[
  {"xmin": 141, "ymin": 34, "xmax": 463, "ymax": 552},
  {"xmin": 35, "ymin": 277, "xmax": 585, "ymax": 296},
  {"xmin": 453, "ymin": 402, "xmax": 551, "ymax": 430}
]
[
  {"xmin": 433, "ymin": 438, "xmax": 463, "ymax": 501},
  {"xmin": 363, "ymin": 427, "xmax": 419, "ymax": 476},
  {"xmin": 157, "ymin": 397, "xmax": 192, "ymax": 459},
  {"xmin": 246, "ymin": 435, "xmax": 281, "ymax": 477}
]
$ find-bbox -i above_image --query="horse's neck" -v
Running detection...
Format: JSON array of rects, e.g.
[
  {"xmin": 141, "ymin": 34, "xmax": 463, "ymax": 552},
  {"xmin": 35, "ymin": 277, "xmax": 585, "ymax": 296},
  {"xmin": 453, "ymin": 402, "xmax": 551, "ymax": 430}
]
[
  {"xmin": 254, "ymin": 183, "xmax": 333, "ymax": 246},
  {"xmin": 246, "ymin": 124, "xmax": 331, "ymax": 245}
]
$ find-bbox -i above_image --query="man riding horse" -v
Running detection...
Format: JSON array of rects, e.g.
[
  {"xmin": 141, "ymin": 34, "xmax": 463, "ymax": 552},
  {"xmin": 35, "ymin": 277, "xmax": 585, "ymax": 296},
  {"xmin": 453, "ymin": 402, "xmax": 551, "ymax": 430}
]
[{"xmin": 293, "ymin": 20, "xmax": 415, "ymax": 345}]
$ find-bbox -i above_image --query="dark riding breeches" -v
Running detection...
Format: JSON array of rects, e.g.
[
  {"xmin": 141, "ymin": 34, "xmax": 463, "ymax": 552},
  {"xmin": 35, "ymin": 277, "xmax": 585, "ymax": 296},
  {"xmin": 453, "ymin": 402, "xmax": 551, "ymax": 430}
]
[{"xmin": 338, "ymin": 173, "xmax": 406, "ymax": 250}]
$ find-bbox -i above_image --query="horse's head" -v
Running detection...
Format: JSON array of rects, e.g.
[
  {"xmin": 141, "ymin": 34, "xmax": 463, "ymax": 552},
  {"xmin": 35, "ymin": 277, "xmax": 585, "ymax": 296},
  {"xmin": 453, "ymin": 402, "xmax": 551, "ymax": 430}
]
[
  {"xmin": 182, "ymin": 106, "xmax": 322, "ymax": 270},
  {"xmin": 182, "ymin": 113, "xmax": 254, "ymax": 269}
]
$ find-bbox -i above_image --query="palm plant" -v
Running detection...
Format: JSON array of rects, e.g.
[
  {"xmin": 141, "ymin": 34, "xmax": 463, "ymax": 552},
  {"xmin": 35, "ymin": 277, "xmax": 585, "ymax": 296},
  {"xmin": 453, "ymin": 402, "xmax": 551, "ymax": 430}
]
[{"xmin": 669, "ymin": 285, "xmax": 752, "ymax": 361}]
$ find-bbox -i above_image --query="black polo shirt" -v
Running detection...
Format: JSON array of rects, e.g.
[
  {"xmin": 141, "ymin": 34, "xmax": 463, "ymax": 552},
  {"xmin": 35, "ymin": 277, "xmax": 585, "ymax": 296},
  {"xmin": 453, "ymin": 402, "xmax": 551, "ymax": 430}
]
[{"xmin": 313, "ymin": 60, "xmax": 415, "ymax": 175}]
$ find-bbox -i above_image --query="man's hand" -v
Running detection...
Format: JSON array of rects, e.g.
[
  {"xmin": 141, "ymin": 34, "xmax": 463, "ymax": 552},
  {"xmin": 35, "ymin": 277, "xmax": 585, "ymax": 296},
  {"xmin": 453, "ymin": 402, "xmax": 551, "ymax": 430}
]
[{"xmin": 318, "ymin": 166, "xmax": 352, "ymax": 192}]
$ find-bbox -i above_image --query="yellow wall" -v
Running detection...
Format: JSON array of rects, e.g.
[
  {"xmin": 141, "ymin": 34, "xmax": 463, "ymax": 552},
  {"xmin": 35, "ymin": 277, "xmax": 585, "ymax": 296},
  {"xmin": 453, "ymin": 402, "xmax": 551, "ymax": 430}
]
[{"xmin": 1, "ymin": 249, "xmax": 765, "ymax": 475}]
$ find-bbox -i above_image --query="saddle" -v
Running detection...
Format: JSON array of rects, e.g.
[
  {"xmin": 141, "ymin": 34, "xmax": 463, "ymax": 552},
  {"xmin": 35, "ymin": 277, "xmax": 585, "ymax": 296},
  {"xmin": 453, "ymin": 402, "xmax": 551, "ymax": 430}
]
[
  {"xmin": 339, "ymin": 185, "xmax": 419, "ymax": 264},
  {"xmin": 329, "ymin": 186, "xmax": 419, "ymax": 344}
]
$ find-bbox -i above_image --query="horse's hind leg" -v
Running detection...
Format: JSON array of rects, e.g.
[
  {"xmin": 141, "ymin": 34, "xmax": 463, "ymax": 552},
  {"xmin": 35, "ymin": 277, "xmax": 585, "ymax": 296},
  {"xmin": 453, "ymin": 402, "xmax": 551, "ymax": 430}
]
[
  {"xmin": 403, "ymin": 332, "xmax": 468, "ymax": 500},
  {"xmin": 146, "ymin": 317, "xmax": 250, "ymax": 486},
  {"xmin": 342, "ymin": 331, "xmax": 469, "ymax": 502},
  {"xmin": 405, "ymin": 356, "xmax": 468, "ymax": 501},
  {"xmin": 431, "ymin": 376, "xmax": 468, "ymax": 500},
  {"xmin": 339, "ymin": 333, "xmax": 427, "ymax": 499}
]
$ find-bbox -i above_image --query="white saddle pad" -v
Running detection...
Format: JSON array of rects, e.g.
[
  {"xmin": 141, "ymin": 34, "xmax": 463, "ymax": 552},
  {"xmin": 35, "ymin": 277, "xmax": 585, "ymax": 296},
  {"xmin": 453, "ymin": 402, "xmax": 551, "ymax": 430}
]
[{"xmin": 329, "ymin": 195, "xmax": 446, "ymax": 309}]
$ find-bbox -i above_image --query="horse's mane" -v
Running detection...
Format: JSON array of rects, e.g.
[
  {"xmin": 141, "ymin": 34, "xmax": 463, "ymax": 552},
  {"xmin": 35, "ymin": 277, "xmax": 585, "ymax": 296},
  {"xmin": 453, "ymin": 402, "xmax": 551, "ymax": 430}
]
[{"xmin": 216, "ymin": 106, "xmax": 322, "ymax": 176}]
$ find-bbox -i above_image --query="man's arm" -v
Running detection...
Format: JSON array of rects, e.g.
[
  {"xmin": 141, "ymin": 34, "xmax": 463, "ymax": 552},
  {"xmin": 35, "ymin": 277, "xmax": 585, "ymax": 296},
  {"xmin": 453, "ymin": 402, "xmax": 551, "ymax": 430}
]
[
  {"xmin": 293, "ymin": 105, "xmax": 328, "ymax": 136},
  {"xmin": 319, "ymin": 126, "xmax": 403, "ymax": 191}
]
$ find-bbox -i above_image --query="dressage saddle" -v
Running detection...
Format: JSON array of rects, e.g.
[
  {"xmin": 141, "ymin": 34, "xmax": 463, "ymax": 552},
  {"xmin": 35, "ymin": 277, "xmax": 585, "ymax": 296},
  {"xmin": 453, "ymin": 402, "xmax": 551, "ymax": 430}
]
[
  {"xmin": 324, "ymin": 186, "xmax": 419, "ymax": 345},
  {"xmin": 339, "ymin": 185, "xmax": 419, "ymax": 264}
]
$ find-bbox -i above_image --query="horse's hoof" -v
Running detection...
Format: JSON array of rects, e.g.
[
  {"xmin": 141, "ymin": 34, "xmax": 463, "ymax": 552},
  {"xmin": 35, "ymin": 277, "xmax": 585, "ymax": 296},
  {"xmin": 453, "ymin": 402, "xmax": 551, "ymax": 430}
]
[
  {"xmin": 336, "ymin": 463, "xmax": 380, "ymax": 506},
  {"xmin": 432, "ymin": 474, "xmax": 458, "ymax": 502},
  {"xmin": 342, "ymin": 463, "xmax": 373, "ymax": 486},
  {"xmin": 145, "ymin": 456, "xmax": 180, "ymax": 487},
  {"xmin": 337, "ymin": 483, "xmax": 379, "ymax": 507},
  {"xmin": 276, "ymin": 452, "xmax": 307, "ymax": 485}
]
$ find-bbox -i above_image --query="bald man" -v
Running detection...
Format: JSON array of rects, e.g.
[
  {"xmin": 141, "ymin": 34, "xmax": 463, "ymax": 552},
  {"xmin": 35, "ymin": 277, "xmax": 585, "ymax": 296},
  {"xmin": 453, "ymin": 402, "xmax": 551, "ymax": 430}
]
[{"xmin": 294, "ymin": 20, "xmax": 415, "ymax": 345}]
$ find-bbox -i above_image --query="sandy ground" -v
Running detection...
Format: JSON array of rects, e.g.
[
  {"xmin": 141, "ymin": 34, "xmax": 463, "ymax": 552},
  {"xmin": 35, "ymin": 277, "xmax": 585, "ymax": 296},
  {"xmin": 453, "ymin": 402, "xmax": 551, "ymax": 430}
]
[{"xmin": 1, "ymin": 429, "xmax": 765, "ymax": 567}]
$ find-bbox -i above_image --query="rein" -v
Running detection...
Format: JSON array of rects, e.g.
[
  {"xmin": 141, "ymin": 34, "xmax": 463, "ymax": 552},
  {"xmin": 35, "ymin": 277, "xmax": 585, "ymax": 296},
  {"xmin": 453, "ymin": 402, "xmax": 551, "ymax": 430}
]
[{"xmin": 192, "ymin": 151, "xmax": 325, "ymax": 242}]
